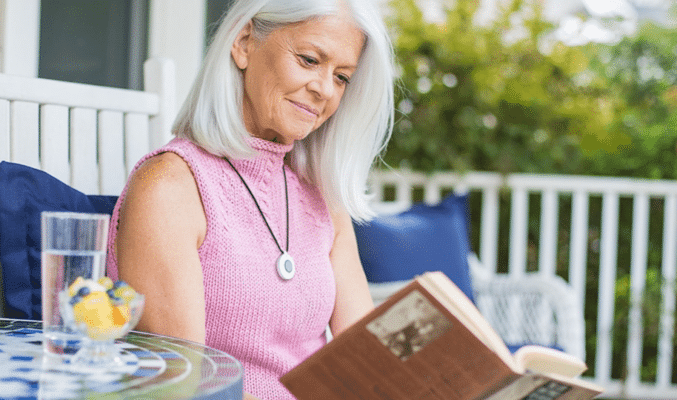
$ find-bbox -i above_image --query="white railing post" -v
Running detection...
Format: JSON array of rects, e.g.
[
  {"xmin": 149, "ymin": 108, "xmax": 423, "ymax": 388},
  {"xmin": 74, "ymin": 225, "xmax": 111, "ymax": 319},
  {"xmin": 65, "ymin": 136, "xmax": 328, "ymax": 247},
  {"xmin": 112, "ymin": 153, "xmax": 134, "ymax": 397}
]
[
  {"xmin": 124, "ymin": 113, "xmax": 151, "ymax": 175},
  {"xmin": 10, "ymin": 101, "xmax": 39, "ymax": 169},
  {"xmin": 70, "ymin": 108, "xmax": 98, "ymax": 194},
  {"xmin": 596, "ymin": 192, "xmax": 620, "ymax": 386},
  {"xmin": 98, "ymin": 111, "xmax": 126, "ymax": 195},
  {"xmin": 480, "ymin": 186, "xmax": 499, "ymax": 274},
  {"xmin": 40, "ymin": 104, "xmax": 70, "ymax": 184},
  {"xmin": 144, "ymin": 57, "xmax": 176, "ymax": 151},
  {"xmin": 570, "ymin": 190, "xmax": 590, "ymax": 308},
  {"xmin": 509, "ymin": 187, "xmax": 529, "ymax": 277},
  {"xmin": 424, "ymin": 174, "xmax": 442, "ymax": 204},
  {"xmin": 626, "ymin": 193, "xmax": 650, "ymax": 389},
  {"xmin": 657, "ymin": 194, "xmax": 677, "ymax": 388},
  {"xmin": 396, "ymin": 169, "xmax": 412, "ymax": 210},
  {"xmin": 539, "ymin": 189, "xmax": 559, "ymax": 277}
]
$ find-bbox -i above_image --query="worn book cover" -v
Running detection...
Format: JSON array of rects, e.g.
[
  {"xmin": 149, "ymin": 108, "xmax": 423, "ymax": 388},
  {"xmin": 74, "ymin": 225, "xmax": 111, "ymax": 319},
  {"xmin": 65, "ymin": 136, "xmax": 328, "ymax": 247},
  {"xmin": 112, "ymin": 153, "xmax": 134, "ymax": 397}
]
[{"xmin": 281, "ymin": 271, "xmax": 603, "ymax": 400}]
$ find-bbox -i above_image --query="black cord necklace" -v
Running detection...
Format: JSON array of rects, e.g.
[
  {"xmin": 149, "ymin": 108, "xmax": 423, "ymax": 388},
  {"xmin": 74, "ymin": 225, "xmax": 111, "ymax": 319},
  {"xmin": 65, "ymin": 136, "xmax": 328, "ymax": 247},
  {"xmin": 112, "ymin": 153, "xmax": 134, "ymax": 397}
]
[{"xmin": 224, "ymin": 157, "xmax": 295, "ymax": 280}]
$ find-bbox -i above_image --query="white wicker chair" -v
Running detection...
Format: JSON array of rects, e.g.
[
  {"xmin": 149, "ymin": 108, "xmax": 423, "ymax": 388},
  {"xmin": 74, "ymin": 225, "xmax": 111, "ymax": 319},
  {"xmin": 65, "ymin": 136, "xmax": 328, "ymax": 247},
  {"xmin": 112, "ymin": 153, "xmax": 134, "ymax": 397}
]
[
  {"xmin": 369, "ymin": 253, "xmax": 586, "ymax": 361},
  {"xmin": 469, "ymin": 254, "xmax": 586, "ymax": 360}
]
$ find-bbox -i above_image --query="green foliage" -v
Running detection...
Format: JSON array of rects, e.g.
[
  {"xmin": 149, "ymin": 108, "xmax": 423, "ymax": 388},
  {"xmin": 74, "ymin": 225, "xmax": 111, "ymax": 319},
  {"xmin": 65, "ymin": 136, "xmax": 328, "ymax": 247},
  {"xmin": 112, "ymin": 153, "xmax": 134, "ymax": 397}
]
[
  {"xmin": 384, "ymin": 0, "xmax": 677, "ymax": 179},
  {"xmin": 582, "ymin": 21, "xmax": 677, "ymax": 179},
  {"xmin": 612, "ymin": 267, "xmax": 666, "ymax": 382}
]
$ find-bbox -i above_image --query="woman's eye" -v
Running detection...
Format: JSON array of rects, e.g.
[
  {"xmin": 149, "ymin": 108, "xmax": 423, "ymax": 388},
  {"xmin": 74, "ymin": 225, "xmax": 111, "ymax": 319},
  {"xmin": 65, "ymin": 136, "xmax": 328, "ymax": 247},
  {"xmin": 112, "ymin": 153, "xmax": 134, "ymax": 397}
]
[
  {"xmin": 337, "ymin": 74, "xmax": 351, "ymax": 85},
  {"xmin": 299, "ymin": 55, "xmax": 318, "ymax": 65}
]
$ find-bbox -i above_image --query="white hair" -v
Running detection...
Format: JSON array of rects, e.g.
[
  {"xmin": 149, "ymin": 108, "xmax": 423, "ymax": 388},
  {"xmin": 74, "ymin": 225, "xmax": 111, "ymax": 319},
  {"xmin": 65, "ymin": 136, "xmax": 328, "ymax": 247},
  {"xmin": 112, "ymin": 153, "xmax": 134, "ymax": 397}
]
[{"xmin": 173, "ymin": 0, "xmax": 395, "ymax": 222}]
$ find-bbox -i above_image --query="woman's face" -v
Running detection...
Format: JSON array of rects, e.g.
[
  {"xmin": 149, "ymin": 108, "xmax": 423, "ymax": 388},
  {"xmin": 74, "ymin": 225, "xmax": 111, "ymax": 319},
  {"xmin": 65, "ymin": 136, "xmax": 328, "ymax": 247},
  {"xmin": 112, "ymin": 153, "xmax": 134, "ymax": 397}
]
[{"xmin": 231, "ymin": 15, "xmax": 365, "ymax": 145}]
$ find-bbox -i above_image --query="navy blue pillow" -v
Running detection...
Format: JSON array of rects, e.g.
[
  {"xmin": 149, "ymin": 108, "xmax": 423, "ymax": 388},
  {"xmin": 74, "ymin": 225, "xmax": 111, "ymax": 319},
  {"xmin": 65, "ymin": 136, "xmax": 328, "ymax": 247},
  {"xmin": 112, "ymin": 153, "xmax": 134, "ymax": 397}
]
[
  {"xmin": 354, "ymin": 193, "xmax": 475, "ymax": 303},
  {"xmin": 507, "ymin": 342, "xmax": 564, "ymax": 354},
  {"xmin": 0, "ymin": 161, "xmax": 118, "ymax": 319}
]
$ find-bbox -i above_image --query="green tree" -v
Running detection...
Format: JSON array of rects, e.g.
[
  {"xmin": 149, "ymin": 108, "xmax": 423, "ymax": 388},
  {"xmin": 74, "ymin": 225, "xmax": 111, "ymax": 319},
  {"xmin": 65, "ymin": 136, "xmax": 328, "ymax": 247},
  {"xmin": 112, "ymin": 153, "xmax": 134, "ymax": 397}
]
[
  {"xmin": 582, "ymin": 19, "xmax": 677, "ymax": 179},
  {"xmin": 383, "ymin": 0, "xmax": 677, "ymax": 179},
  {"xmin": 385, "ymin": 0, "xmax": 610, "ymax": 174}
]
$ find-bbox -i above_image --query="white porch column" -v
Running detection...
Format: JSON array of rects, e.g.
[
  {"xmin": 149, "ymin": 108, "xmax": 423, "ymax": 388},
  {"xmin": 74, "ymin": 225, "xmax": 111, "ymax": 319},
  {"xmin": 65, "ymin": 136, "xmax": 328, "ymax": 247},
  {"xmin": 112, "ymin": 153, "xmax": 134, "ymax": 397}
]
[
  {"xmin": 0, "ymin": 0, "xmax": 40, "ymax": 77},
  {"xmin": 148, "ymin": 0, "xmax": 205, "ymax": 111}
]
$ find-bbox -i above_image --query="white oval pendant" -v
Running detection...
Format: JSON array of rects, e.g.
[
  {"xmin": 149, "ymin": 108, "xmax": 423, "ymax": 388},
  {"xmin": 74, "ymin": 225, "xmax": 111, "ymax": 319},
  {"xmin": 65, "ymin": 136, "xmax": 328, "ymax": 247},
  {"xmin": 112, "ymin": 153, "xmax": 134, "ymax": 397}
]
[{"xmin": 277, "ymin": 251, "xmax": 295, "ymax": 280}]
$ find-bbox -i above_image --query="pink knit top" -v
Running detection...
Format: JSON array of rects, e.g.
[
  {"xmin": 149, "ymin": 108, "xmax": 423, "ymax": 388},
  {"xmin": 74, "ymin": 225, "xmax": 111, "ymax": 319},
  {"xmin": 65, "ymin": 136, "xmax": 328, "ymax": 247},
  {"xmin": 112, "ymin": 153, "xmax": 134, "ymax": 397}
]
[{"xmin": 106, "ymin": 137, "xmax": 336, "ymax": 399}]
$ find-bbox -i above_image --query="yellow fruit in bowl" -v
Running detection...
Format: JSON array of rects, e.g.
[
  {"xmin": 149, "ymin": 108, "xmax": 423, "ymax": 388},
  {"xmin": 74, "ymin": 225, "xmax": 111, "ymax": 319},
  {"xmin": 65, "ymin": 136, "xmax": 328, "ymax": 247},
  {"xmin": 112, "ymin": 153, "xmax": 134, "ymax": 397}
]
[
  {"xmin": 98, "ymin": 277, "xmax": 114, "ymax": 290},
  {"xmin": 63, "ymin": 277, "xmax": 143, "ymax": 341},
  {"xmin": 72, "ymin": 291, "xmax": 116, "ymax": 339},
  {"xmin": 113, "ymin": 286, "xmax": 137, "ymax": 304},
  {"xmin": 112, "ymin": 304, "xmax": 130, "ymax": 326}
]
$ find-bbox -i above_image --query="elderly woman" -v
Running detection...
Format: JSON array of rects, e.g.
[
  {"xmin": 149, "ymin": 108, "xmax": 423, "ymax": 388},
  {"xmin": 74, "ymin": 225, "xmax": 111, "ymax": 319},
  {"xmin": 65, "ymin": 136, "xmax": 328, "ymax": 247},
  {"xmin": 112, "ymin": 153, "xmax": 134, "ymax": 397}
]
[{"xmin": 106, "ymin": 0, "xmax": 394, "ymax": 398}]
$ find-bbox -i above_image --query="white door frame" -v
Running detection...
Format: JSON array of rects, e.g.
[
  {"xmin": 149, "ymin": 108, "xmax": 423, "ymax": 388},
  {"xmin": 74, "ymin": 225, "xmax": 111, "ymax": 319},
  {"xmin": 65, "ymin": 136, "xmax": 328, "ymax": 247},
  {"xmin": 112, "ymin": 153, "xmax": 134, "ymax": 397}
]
[
  {"xmin": 148, "ymin": 0, "xmax": 206, "ymax": 109},
  {"xmin": 0, "ymin": 0, "xmax": 41, "ymax": 77}
]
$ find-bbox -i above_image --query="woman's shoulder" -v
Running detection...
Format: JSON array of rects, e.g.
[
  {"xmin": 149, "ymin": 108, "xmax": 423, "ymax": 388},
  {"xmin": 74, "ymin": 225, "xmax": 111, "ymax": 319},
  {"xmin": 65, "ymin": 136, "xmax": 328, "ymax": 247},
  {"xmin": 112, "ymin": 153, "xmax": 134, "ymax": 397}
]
[
  {"xmin": 121, "ymin": 151, "xmax": 206, "ymax": 242},
  {"xmin": 123, "ymin": 152, "xmax": 203, "ymax": 218},
  {"xmin": 132, "ymin": 152, "xmax": 195, "ymax": 191}
]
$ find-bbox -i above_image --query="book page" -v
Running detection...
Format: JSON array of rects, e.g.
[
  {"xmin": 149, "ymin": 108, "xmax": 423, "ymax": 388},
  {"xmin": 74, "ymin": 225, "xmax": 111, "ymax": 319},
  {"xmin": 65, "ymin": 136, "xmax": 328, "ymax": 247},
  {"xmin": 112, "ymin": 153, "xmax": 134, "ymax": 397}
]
[
  {"xmin": 513, "ymin": 345, "xmax": 588, "ymax": 378},
  {"xmin": 484, "ymin": 373, "xmax": 603, "ymax": 400},
  {"xmin": 483, "ymin": 374, "xmax": 550, "ymax": 399},
  {"xmin": 417, "ymin": 272, "xmax": 518, "ymax": 372}
]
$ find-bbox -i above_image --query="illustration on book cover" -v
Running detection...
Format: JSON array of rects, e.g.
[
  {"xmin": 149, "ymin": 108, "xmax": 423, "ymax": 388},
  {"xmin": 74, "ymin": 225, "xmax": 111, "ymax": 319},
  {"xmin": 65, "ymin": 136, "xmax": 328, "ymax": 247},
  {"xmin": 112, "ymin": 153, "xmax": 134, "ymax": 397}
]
[{"xmin": 366, "ymin": 290, "xmax": 453, "ymax": 361}]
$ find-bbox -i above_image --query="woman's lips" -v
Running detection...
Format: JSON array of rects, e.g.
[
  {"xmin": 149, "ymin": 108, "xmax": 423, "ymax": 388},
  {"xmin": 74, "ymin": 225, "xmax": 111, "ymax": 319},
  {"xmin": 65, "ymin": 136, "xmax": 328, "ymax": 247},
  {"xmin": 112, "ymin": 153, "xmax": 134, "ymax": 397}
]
[{"xmin": 290, "ymin": 100, "xmax": 319, "ymax": 117}]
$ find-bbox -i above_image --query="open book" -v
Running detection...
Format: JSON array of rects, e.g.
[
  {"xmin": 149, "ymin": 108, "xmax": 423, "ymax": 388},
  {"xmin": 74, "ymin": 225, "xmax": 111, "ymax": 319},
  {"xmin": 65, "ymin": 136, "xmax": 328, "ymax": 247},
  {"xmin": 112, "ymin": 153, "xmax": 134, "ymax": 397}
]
[{"xmin": 281, "ymin": 271, "xmax": 604, "ymax": 400}]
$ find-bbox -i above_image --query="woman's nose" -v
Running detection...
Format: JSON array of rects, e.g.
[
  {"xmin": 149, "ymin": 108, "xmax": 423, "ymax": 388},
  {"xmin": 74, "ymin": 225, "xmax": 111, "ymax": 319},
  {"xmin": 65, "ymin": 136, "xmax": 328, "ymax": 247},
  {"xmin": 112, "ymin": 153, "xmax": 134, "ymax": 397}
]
[{"xmin": 307, "ymin": 71, "xmax": 335, "ymax": 99}]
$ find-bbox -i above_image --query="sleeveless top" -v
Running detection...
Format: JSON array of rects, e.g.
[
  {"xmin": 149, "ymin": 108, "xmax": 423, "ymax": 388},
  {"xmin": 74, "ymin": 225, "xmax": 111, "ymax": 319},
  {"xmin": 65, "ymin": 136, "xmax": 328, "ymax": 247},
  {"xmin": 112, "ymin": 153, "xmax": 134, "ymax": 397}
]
[{"xmin": 106, "ymin": 137, "xmax": 337, "ymax": 399}]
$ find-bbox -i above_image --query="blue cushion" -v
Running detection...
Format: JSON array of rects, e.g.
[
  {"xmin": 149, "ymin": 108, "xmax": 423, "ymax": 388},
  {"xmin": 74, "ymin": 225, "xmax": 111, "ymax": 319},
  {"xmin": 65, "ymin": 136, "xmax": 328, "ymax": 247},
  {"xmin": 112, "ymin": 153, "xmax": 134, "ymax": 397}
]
[
  {"xmin": 354, "ymin": 193, "xmax": 475, "ymax": 303},
  {"xmin": 0, "ymin": 161, "xmax": 118, "ymax": 319},
  {"xmin": 506, "ymin": 343, "xmax": 565, "ymax": 354}
]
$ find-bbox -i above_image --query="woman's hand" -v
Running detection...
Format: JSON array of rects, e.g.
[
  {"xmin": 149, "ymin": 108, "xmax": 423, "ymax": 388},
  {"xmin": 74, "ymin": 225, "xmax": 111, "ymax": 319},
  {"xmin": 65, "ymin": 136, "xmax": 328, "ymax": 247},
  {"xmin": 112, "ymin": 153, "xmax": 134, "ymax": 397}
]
[
  {"xmin": 244, "ymin": 393, "xmax": 262, "ymax": 400},
  {"xmin": 115, "ymin": 152, "xmax": 208, "ymax": 344}
]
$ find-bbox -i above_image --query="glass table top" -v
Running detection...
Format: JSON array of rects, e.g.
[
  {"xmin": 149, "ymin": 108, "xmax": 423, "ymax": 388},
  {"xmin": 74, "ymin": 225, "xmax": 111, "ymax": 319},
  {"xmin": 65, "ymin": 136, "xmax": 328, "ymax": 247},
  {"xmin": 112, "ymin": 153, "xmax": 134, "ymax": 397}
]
[{"xmin": 0, "ymin": 318, "xmax": 243, "ymax": 399}]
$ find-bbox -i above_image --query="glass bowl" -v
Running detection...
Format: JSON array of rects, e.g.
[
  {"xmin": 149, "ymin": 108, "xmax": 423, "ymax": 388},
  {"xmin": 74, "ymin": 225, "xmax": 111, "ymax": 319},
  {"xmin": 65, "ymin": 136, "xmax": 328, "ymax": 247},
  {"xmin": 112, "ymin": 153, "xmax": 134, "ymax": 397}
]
[{"xmin": 59, "ymin": 287, "xmax": 144, "ymax": 368}]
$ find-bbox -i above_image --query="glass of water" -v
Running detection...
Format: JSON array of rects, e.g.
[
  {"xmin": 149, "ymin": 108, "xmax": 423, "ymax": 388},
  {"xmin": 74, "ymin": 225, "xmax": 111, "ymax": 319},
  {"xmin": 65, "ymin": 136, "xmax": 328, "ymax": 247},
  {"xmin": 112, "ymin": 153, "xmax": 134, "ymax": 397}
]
[{"xmin": 41, "ymin": 211, "xmax": 109, "ymax": 359}]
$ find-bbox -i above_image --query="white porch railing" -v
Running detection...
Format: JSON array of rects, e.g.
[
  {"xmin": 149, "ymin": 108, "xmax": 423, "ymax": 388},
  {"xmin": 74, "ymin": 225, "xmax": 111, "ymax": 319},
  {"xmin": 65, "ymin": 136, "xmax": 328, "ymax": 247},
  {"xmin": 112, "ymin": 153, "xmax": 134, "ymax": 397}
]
[{"xmin": 367, "ymin": 169, "xmax": 677, "ymax": 399}]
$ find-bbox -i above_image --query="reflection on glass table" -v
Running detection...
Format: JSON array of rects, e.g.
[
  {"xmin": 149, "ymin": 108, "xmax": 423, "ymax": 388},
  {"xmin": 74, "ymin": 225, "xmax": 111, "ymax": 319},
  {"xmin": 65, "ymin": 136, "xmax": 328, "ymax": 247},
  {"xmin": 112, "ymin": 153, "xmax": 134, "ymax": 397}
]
[{"xmin": 0, "ymin": 318, "xmax": 243, "ymax": 400}]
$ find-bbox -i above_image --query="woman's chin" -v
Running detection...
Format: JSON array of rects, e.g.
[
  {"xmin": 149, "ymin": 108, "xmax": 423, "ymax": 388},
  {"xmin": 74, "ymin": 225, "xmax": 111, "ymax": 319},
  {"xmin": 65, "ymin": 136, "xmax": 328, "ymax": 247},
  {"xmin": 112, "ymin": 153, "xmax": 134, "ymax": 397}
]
[
  {"xmin": 278, "ymin": 127, "xmax": 316, "ymax": 144},
  {"xmin": 253, "ymin": 122, "xmax": 317, "ymax": 145}
]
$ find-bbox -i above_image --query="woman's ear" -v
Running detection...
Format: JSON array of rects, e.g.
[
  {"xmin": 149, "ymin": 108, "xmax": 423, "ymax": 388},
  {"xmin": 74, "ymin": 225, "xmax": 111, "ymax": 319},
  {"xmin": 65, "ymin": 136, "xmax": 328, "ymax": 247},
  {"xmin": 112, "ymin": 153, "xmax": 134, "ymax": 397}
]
[{"xmin": 231, "ymin": 21, "xmax": 254, "ymax": 70}]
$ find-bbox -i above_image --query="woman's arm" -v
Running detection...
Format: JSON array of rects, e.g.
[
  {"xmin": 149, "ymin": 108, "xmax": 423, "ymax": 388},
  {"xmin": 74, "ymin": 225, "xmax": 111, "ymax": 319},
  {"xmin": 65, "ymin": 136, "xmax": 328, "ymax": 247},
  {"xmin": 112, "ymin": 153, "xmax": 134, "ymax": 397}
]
[
  {"xmin": 328, "ymin": 209, "xmax": 374, "ymax": 336},
  {"xmin": 117, "ymin": 153, "xmax": 265, "ymax": 399},
  {"xmin": 115, "ymin": 152, "xmax": 207, "ymax": 344}
]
